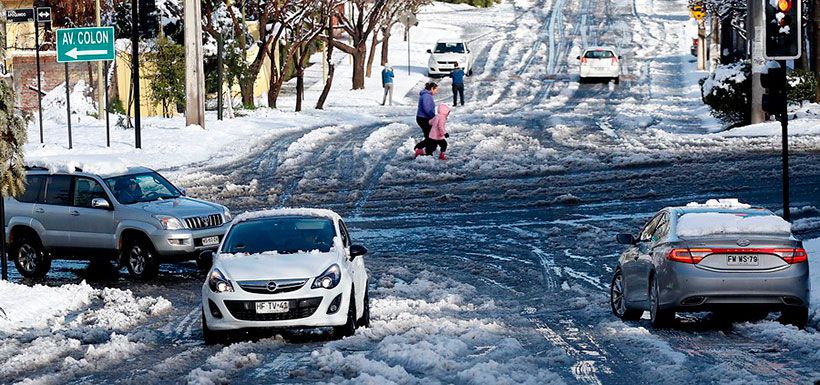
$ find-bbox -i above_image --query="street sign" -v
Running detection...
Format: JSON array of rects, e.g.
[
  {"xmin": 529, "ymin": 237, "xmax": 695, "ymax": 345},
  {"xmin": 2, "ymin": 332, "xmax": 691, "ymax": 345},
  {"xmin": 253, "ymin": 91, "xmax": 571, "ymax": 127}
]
[
  {"xmin": 36, "ymin": 7, "xmax": 51, "ymax": 23},
  {"xmin": 5, "ymin": 8, "xmax": 34, "ymax": 23},
  {"xmin": 56, "ymin": 27, "xmax": 116, "ymax": 63},
  {"xmin": 689, "ymin": 3, "xmax": 705, "ymax": 20},
  {"xmin": 399, "ymin": 12, "xmax": 418, "ymax": 28}
]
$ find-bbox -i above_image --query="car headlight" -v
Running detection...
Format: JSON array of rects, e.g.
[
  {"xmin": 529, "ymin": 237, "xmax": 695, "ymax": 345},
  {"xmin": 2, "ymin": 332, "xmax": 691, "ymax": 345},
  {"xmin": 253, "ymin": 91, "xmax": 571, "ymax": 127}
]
[
  {"xmin": 155, "ymin": 215, "xmax": 185, "ymax": 230},
  {"xmin": 311, "ymin": 264, "xmax": 341, "ymax": 290},
  {"xmin": 223, "ymin": 208, "xmax": 232, "ymax": 222},
  {"xmin": 208, "ymin": 268, "xmax": 234, "ymax": 293}
]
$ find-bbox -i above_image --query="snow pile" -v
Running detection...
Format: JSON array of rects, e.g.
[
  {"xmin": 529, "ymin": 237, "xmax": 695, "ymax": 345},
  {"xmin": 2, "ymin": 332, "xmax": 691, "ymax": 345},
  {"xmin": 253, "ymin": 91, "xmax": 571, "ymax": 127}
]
[
  {"xmin": 70, "ymin": 287, "xmax": 172, "ymax": 331},
  {"xmin": 806, "ymin": 238, "xmax": 820, "ymax": 327},
  {"xmin": 232, "ymin": 207, "xmax": 339, "ymax": 223},
  {"xmin": 676, "ymin": 213, "xmax": 792, "ymax": 237},
  {"xmin": 41, "ymin": 80, "xmax": 98, "ymax": 125},
  {"xmin": 685, "ymin": 198, "xmax": 750, "ymax": 209},
  {"xmin": 598, "ymin": 321, "xmax": 688, "ymax": 382},
  {"xmin": 186, "ymin": 341, "xmax": 266, "ymax": 385},
  {"xmin": 26, "ymin": 155, "xmax": 133, "ymax": 176},
  {"xmin": 303, "ymin": 269, "xmax": 566, "ymax": 384},
  {"xmin": 0, "ymin": 280, "xmax": 95, "ymax": 334},
  {"xmin": 700, "ymin": 61, "xmax": 747, "ymax": 96}
]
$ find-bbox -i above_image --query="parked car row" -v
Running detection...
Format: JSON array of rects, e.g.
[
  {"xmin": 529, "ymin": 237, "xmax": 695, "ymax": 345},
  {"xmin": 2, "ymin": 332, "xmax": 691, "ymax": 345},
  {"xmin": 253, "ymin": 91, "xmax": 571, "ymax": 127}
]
[{"xmin": 5, "ymin": 167, "xmax": 371, "ymax": 341}]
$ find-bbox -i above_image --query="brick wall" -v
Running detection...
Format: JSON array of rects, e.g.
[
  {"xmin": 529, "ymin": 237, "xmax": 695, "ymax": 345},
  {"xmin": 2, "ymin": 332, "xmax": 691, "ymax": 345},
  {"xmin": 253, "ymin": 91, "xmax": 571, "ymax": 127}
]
[{"xmin": 12, "ymin": 51, "xmax": 100, "ymax": 112}]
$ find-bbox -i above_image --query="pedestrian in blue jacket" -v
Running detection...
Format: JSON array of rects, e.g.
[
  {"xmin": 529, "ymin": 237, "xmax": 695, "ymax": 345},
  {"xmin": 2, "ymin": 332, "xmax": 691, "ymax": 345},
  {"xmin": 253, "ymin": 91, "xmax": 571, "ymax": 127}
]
[
  {"xmin": 450, "ymin": 66, "xmax": 465, "ymax": 106},
  {"xmin": 414, "ymin": 82, "xmax": 438, "ymax": 157},
  {"xmin": 381, "ymin": 65, "xmax": 395, "ymax": 106}
]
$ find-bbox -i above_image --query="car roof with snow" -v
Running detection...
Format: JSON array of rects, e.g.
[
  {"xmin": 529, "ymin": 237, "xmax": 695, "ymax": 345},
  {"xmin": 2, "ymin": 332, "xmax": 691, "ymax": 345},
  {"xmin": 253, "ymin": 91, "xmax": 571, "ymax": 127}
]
[
  {"xmin": 436, "ymin": 39, "xmax": 466, "ymax": 43},
  {"xmin": 582, "ymin": 46, "xmax": 618, "ymax": 52},
  {"xmin": 25, "ymin": 164, "xmax": 155, "ymax": 179},
  {"xmin": 665, "ymin": 199, "xmax": 771, "ymax": 216},
  {"xmin": 232, "ymin": 208, "xmax": 341, "ymax": 224}
]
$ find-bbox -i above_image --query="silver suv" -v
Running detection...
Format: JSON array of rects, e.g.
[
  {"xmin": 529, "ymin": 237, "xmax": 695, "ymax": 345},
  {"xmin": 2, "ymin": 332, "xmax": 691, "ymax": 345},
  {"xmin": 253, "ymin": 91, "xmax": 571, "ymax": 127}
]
[{"xmin": 5, "ymin": 166, "xmax": 231, "ymax": 280}]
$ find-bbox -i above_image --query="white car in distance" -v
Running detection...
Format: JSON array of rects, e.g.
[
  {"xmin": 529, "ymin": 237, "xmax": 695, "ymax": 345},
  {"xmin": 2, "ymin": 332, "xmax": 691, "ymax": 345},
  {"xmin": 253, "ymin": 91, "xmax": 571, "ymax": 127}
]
[
  {"xmin": 201, "ymin": 208, "xmax": 370, "ymax": 343},
  {"xmin": 427, "ymin": 39, "xmax": 473, "ymax": 77},
  {"xmin": 578, "ymin": 46, "xmax": 622, "ymax": 84}
]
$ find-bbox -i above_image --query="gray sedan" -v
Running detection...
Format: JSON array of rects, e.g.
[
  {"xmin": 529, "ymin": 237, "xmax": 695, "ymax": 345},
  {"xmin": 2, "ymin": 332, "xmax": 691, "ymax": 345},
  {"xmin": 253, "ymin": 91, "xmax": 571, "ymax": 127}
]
[{"xmin": 610, "ymin": 203, "xmax": 810, "ymax": 328}]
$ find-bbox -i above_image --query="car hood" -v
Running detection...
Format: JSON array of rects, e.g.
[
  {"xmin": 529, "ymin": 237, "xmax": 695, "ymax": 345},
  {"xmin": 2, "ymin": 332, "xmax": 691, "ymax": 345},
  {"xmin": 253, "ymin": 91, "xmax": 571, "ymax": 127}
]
[
  {"xmin": 216, "ymin": 251, "xmax": 342, "ymax": 281},
  {"xmin": 138, "ymin": 197, "xmax": 223, "ymax": 217}
]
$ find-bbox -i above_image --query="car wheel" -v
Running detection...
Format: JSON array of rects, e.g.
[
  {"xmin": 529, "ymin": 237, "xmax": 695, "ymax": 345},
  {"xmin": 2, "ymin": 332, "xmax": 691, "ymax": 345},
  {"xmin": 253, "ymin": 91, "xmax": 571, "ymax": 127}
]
[
  {"xmin": 614, "ymin": 76, "xmax": 620, "ymax": 85},
  {"xmin": 334, "ymin": 291, "xmax": 357, "ymax": 338},
  {"xmin": 12, "ymin": 233, "xmax": 51, "ymax": 279},
  {"xmin": 610, "ymin": 268, "xmax": 642, "ymax": 321},
  {"xmin": 124, "ymin": 238, "xmax": 159, "ymax": 280},
  {"xmin": 649, "ymin": 275, "xmax": 674, "ymax": 328},
  {"xmin": 778, "ymin": 307, "xmax": 808, "ymax": 329},
  {"xmin": 202, "ymin": 310, "xmax": 228, "ymax": 345},
  {"xmin": 358, "ymin": 287, "xmax": 371, "ymax": 328}
]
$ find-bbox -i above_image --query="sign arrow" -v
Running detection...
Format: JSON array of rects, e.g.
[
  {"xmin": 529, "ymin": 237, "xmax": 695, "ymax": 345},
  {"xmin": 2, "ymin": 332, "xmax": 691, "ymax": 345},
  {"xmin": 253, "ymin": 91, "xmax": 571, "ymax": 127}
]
[{"xmin": 66, "ymin": 47, "xmax": 109, "ymax": 59}]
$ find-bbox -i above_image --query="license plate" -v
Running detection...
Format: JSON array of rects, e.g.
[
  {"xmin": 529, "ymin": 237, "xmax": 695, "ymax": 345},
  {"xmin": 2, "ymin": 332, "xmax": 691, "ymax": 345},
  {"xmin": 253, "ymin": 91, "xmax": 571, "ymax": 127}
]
[
  {"xmin": 255, "ymin": 301, "xmax": 289, "ymax": 314},
  {"xmin": 727, "ymin": 255, "xmax": 759, "ymax": 266},
  {"xmin": 201, "ymin": 236, "xmax": 220, "ymax": 246}
]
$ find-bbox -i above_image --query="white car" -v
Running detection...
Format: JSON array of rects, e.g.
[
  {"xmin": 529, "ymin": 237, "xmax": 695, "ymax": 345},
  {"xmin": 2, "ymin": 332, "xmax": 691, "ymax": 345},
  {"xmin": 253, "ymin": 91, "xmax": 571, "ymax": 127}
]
[
  {"xmin": 200, "ymin": 208, "xmax": 370, "ymax": 343},
  {"xmin": 578, "ymin": 46, "xmax": 622, "ymax": 84},
  {"xmin": 427, "ymin": 39, "xmax": 473, "ymax": 77}
]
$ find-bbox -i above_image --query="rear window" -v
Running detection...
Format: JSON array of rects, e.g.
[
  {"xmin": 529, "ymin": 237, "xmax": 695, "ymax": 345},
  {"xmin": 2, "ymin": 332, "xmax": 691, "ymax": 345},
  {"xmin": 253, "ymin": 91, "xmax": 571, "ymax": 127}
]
[
  {"xmin": 222, "ymin": 217, "xmax": 336, "ymax": 254},
  {"xmin": 676, "ymin": 212, "xmax": 791, "ymax": 238},
  {"xmin": 18, "ymin": 175, "xmax": 45, "ymax": 203},
  {"xmin": 584, "ymin": 50, "xmax": 615, "ymax": 59},
  {"xmin": 44, "ymin": 175, "xmax": 72, "ymax": 206}
]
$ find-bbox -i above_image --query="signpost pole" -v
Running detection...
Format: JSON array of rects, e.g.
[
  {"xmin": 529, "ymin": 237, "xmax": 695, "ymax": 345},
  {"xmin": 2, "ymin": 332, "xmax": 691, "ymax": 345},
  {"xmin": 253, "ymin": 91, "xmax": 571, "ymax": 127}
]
[
  {"xmin": 131, "ymin": 0, "xmax": 141, "ymax": 148},
  {"xmin": 34, "ymin": 15, "xmax": 43, "ymax": 144},
  {"xmin": 96, "ymin": 0, "xmax": 105, "ymax": 123},
  {"xmin": 64, "ymin": 63, "xmax": 72, "ymax": 149},
  {"xmin": 105, "ymin": 61, "xmax": 110, "ymax": 147},
  {"xmin": 779, "ymin": 60, "xmax": 790, "ymax": 222},
  {"xmin": 217, "ymin": 33, "xmax": 223, "ymax": 121}
]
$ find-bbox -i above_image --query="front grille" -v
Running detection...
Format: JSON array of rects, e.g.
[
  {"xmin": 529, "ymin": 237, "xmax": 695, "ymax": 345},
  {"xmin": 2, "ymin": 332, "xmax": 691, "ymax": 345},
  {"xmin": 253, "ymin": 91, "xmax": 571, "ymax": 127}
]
[
  {"xmin": 436, "ymin": 61, "xmax": 459, "ymax": 67},
  {"xmin": 237, "ymin": 278, "xmax": 308, "ymax": 295},
  {"xmin": 224, "ymin": 297, "xmax": 322, "ymax": 321},
  {"xmin": 184, "ymin": 214, "xmax": 224, "ymax": 229}
]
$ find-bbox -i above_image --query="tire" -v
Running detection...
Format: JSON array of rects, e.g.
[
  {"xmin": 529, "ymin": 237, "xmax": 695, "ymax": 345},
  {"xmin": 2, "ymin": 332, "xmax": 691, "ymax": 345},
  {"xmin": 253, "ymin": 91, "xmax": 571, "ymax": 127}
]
[
  {"xmin": 649, "ymin": 275, "xmax": 675, "ymax": 328},
  {"xmin": 614, "ymin": 76, "xmax": 620, "ymax": 85},
  {"xmin": 123, "ymin": 237, "xmax": 159, "ymax": 280},
  {"xmin": 202, "ymin": 311, "xmax": 228, "ymax": 345},
  {"xmin": 778, "ymin": 307, "xmax": 808, "ymax": 329},
  {"xmin": 358, "ymin": 287, "xmax": 371, "ymax": 328},
  {"xmin": 11, "ymin": 233, "xmax": 51, "ymax": 279},
  {"xmin": 610, "ymin": 268, "xmax": 642, "ymax": 321},
  {"xmin": 334, "ymin": 291, "xmax": 357, "ymax": 338}
]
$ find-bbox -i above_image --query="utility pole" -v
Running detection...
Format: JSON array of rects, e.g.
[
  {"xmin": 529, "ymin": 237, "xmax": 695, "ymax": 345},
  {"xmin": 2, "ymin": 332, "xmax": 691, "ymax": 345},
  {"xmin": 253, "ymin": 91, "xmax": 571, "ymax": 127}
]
[
  {"xmin": 709, "ymin": 14, "xmax": 719, "ymax": 71},
  {"xmin": 697, "ymin": 20, "xmax": 706, "ymax": 70},
  {"xmin": 814, "ymin": 0, "xmax": 820, "ymax": 102},
  {"xmin": 184, "ymin": 0, "xmax": 205, "ymax": 128},
  {"xmin": 749, "ymin": 0, "xmax": 765, "ymax": 124},
  {"xmin": 131, "ymin": 0, "xmax": 142, "ymax": 148},
  {"xmin": 96, "ymin": 0, "xmax": 104, "ymax": 122}
]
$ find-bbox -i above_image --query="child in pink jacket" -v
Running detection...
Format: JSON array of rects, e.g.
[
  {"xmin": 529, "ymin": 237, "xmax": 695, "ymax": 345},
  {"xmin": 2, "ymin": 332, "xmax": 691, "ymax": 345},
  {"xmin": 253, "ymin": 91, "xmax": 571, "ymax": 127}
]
[{"xmin": 427, "ymin": 103, "xmax": 451, "ymax": 160}]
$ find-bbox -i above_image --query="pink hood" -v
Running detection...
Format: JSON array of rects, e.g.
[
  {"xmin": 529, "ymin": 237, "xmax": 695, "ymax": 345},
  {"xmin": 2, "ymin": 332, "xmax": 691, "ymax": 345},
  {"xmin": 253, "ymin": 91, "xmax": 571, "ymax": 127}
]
[{"xmin": 429, "ymin": 104, "xmax": 451, "ymax": 140}]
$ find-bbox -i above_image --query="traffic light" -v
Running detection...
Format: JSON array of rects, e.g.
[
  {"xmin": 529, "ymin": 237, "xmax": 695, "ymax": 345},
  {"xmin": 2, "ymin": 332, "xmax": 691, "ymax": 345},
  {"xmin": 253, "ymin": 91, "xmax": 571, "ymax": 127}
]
[
  {"xmin": 763, "ymin": 0, "xmax": 801, "ymax": 60},
  {"xmin": 139, "ymin": 0, "xmax": 158, "ymax": 39},
  {"xmin": 760, "ymin": 65, "xmax": 787, "ymax": 115}
]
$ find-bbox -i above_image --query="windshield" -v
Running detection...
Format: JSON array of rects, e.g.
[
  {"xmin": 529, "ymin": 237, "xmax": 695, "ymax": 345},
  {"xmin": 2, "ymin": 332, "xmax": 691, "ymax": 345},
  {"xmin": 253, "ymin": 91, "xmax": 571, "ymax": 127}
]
[
  {"xmin": 584, "ymin": 50, "xmax": 615, "ymax": 59},
  {"xmin": 434, "ymin": 42, "xmax": 465, "ymax": 54},
  {"xmin": 222, "ymin": 217, "xmax": 336, "ymax": 254},
  {"xmin": 104, "ymin": 172, "xmax": 181, "ymax": 204}
]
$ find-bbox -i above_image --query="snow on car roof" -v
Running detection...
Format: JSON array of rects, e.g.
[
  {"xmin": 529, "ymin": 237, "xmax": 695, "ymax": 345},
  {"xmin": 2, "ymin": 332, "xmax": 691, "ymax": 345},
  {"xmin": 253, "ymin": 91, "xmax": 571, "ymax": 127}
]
[
  {"xmin": 685, "ymin": 198, "xmax": 751, "ymax": 209},
  {"xmin": 26, "ymin": 156, "xmax": 151, "ymax": 178},
  {"xmin": 583, "ymin": 46, "xmax": 618, "ymax": 52},
  {"xmin": 232, "ymin": 208, "xmax": 340, "ymax": 224},
  {"xmin": 676, "ymin": 212, "xmax": 792, "ymax": 238}
]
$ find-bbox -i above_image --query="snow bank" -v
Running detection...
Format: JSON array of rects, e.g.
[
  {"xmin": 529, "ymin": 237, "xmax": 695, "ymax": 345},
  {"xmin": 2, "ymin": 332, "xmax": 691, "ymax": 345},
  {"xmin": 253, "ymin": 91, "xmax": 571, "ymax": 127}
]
[
  {"xmin": 0, "ymin": 281, "xmax": 95, "ymax": 334},
  {"xmin": 806, "ymin": 237, "xmax": 819, "ymax": 327},
  {"xmin": 676, "ymin": 213, "xmax": 792, "ymax": 237},
  {"xmin": 186, "ymin": 341, "xmax": 267, "ymax": 385}
]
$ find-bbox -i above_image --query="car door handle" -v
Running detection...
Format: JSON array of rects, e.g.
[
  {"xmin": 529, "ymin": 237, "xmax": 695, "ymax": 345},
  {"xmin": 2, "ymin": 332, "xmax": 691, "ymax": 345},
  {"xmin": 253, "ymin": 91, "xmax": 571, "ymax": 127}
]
[
  {"xmin": 34, "ymin": 208, "xmax": 45, "ymax": 213},
  {"xmin": 70, "ymin": 210, "xmax": 80, "ymax": 216}
]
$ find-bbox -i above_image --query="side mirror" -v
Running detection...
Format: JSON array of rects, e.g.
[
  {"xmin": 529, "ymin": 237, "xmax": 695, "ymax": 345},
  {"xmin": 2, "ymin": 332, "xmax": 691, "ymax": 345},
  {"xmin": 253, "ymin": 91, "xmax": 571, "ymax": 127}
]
[
  {"xmin": 616, "ymin": 234, "xmax": 636, "ymax": 245},
  {"xmin": 91, "ymin": 198, "xmax": 112, "ymax": 210},
  {"xmin": 576, "ymin": 56, "xmax": 581, "ymax": 60},
  {"xmin": 426, "ymin": 49, "xmax": 432, "ymax": 54},
  {"xmin": 618, "ymin": 55, "xmax": 622, "ymax": 60},
  {"xmin": 179, "ymin": 188, "xmax": 187, "ymax": 196},
  {"xmin": 349, "ymin": 244, "xmax": 368, "ymax": 260}
]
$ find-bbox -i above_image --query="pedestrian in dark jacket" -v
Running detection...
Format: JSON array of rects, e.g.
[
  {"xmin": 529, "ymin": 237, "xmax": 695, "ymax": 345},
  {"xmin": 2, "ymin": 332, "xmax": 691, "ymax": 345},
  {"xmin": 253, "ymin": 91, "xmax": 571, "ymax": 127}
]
[
  {"xmin": 381, "ymin": 65, "xmax": 395, "ymax": 106},
  {"xmin": 414, "ymin": 82, "xmax": 438, "ymax": 157},
  {"xmin": 450, "ymin": 66, "xmax": 465, "ymax": 106}
]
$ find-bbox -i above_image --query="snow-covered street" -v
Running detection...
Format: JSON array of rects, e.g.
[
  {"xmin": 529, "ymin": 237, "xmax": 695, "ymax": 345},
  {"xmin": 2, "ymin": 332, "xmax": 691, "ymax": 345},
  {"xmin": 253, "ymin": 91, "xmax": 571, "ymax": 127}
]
[{"xmin": 3, "ymin": 0, "xmax": 820, "ymax": 384}]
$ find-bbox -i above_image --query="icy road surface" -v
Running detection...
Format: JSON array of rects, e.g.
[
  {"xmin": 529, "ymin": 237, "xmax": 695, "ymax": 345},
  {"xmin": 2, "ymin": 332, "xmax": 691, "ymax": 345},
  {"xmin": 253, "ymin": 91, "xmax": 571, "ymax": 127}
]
[{"xmin": 4, "ymin": 0, "xmax": 820, "ymax": 383}]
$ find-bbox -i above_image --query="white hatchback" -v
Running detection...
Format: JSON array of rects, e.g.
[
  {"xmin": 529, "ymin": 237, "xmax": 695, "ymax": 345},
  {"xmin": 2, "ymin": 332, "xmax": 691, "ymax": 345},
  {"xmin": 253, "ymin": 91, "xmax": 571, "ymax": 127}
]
[
  {"xmin": 578, "ymin": 46, "xmax": 622, "ymax": 84},
  {"xmin": 200, "ymin": 208, "xmax": 370, "ymax": 343},
  {"xmin": 427, "ymin": 39, "xmax": 473, "ymax": 77}
]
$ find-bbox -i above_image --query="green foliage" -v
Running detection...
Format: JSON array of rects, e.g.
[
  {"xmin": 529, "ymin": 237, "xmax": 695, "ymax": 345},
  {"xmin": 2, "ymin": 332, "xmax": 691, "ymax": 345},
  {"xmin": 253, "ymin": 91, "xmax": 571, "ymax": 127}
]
[
  {"xmin": 108, "ymin": 97, "xmax": 126, "ymax": 115},
  {"xmin": 145, "ymin": 36, "xmax": 186, "ymax": 118},
  {"xmin": 699, "ymin": 61, "xmax": 750, "ymax": 127},
  {"xmin": 0, "ymin": 79, "xmax": 28, "ymax": 198},
  {"xmin": 437, "ymin": 0, "xmax": 500, "ymax": 7},
  {"xmin": 787, "ymin": 69, "xmax": 818, "ymax": 103}
]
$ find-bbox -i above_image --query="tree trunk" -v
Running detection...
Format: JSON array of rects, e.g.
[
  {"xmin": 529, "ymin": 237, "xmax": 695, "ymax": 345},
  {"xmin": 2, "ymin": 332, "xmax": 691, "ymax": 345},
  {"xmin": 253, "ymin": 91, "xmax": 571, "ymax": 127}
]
[
  {"xmin": 240, "ymin": 80, "xmax": 255, "ymax": 108},
  {"xmin": 381, "ymin": 29, "xmax": 391, "ymax": 66},
  {"xmin": 352, "ymin": 43, "xmax": 367, "ymax": 89},
  {"xmin": 296, "ymin": 48, "xmax": 304, "ymax": 112},
  {"xmin": 366, "ymin": 32, "xmax": 380, "ymax": 78},
  {"xmin": 814, "ymin": 0, "xmax": 820, "ymax": 102},
  {"xmin": 316, "ymin": 33, "xmax": 336, "ymax": 110}
]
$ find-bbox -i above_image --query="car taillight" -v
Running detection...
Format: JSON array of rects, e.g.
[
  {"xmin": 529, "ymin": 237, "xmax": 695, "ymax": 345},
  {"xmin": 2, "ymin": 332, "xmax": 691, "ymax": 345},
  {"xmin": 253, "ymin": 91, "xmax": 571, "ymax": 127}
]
[
  {"xmin": 580, "ymin": 57, "xmax": 587, "ymax": 64},
  {"xmin": 611, "ymin": 57, "xmax": 618, "ymax": 64},
  {"xmin": 780, "ymin": 248, "xmax": 807, "ymax": 264},
  {"xmin": 667, "ymin": 248, "xmax": 711, "ymax": 264}
]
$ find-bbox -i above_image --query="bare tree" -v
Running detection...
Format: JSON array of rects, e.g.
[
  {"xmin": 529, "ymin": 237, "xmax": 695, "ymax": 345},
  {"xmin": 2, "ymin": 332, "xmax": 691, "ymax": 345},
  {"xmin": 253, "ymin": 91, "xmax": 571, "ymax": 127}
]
[
  {"xmin": 366, "ymin": 0, "xmax": 430, "ymax": 77},
  {"xmin": 332, "ymin": 0, "xmax": 390, "ymax": 89}
]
